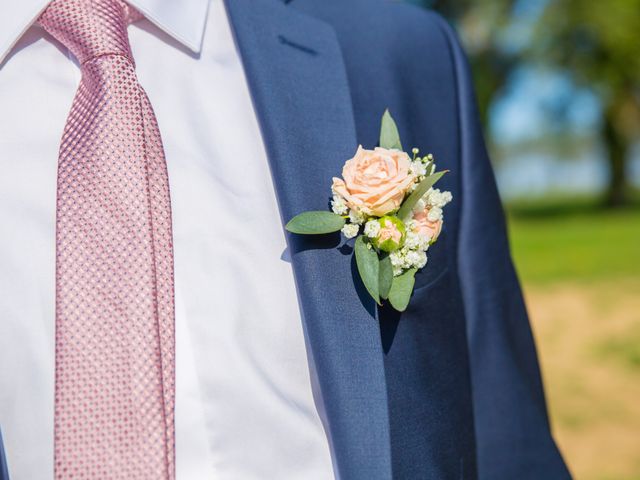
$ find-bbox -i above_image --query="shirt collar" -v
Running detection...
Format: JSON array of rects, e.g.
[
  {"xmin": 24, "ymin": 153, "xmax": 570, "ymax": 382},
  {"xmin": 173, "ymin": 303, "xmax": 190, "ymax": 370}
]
[{"xmin": 0, "ymin": 0, "xmax": 211, "ymax": 66}]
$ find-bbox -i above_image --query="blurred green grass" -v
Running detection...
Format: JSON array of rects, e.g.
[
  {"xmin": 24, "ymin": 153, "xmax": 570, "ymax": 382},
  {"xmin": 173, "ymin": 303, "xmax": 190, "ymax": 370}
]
[{"xmin": 506, "ymin": 196, "xmax": 640, "ymax": 285}]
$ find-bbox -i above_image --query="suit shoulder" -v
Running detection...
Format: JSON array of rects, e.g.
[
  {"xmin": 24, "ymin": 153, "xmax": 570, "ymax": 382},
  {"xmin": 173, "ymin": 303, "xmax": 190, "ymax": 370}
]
[{"xmin": 291, "ymin": 0, "xmax": 455, "ymax": 52}]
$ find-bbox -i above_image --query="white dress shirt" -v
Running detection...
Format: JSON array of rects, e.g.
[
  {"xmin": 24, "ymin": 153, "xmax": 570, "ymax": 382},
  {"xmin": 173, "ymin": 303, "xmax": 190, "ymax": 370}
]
[{"xmin": 0, "ymin": 0, "xmax": 337, "ymax": 478}]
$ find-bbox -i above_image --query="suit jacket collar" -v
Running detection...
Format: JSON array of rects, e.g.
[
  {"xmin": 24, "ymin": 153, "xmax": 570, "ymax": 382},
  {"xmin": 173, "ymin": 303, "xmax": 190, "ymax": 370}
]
[{"xmin": 224, "ymin": 0, "xmax": 392, "ymax": 477}]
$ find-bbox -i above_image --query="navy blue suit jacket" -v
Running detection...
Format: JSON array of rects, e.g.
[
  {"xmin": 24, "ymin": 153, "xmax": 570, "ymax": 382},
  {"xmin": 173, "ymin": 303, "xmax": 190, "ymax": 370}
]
[{"xmin": 0, "ymin": 0, "xmax": 571, "ymax": 478}]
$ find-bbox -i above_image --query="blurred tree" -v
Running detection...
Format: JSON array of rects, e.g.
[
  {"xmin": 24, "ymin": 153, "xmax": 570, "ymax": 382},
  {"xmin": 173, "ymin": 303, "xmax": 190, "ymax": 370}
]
[
  {"xmin": 529, "ymin": 0, "xmax": 640, "ymax": 206},
  {"xmin": 412, "ymin": 0, "xmax": 640, "ymax": 206}
]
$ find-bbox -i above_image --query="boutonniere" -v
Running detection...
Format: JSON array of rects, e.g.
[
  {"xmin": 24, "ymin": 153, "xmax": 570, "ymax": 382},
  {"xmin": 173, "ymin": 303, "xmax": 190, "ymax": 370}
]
[{"xmin": 286, "ymin": 110, "xmax": 452, "ymax": 312}]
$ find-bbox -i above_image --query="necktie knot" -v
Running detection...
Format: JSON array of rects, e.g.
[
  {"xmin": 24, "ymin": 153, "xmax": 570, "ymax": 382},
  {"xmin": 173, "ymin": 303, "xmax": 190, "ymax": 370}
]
[{"xmin": 38, "ymin": 0, "xmax": 139, "ymax": 65}]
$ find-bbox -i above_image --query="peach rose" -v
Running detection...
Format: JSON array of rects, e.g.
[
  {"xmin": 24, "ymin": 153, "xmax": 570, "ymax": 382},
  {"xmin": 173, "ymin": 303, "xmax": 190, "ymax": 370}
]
[
  {"xmin": 413, "ymin": 208, "xmax": 443, "ymax": 242},
  {"xmin": 332, "ymin": 146, "xmax": 415, "ymax": 217}
]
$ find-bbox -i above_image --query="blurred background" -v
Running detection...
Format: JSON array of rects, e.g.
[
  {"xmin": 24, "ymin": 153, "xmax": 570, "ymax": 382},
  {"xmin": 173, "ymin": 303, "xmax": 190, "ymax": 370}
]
[{"xmin": 408, "ymin": 0, "xmax": 640, "ymax": 478}]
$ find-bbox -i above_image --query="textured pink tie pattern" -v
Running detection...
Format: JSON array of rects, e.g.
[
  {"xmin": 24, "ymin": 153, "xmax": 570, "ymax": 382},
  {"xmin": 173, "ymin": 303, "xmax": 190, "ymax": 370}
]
[{"xmin": 38, "ymin": 0, "xmax": 175, "ymax": 478}]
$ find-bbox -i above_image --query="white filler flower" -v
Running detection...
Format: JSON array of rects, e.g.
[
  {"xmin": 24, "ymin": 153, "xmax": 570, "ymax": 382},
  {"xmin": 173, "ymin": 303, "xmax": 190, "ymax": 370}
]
[
  {"xmin": 348, "ymin": 208, "xmax": 366, "ymax": 225},
  {"xmin": 331, "ymin": 194, "xmax": 348, "ymax": 215},
  {"xmin": 341, "ymin": 223, "xmax": 360, "ymax": 239},
  {"xmin": 363, "ymin": 219, "xmax": 381, "ymax": 238}
]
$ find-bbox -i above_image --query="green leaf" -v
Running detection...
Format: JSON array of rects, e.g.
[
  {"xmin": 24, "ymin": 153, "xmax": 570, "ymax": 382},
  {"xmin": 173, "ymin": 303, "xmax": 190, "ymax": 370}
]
[
  {"xmin": 378, "ymin": 255, "xmax": 394, "ymax": 300},
  {"xmin": 379, "ymin": 109, "xmax": 402, "ymax": 150},
  {"xmin": 388, "ymin": 268, "xmax": 417, "ymax": 312},
  {"xmin": 355, "ymin": 235, "xmax": 380, "ymax": 305},
  {"xmin": 396, "ymin": 170, "xmax": 448, "ymax": 221},
  {"xmin": 285, "ymin": 211, "xmax": 346, "ymax": 234}
]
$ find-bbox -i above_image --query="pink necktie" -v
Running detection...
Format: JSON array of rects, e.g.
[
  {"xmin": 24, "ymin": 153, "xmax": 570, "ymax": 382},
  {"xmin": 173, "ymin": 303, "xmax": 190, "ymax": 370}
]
[{"xmin": 38, "ymin": 1, "xmax": 175, "ymax": 478}]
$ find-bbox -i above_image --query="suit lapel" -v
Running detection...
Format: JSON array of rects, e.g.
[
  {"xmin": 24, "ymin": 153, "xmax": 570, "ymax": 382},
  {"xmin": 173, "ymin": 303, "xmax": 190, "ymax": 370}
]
[{"xmin": 224, "ymin": 0, "xmax": 392, "ymax": 477}]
